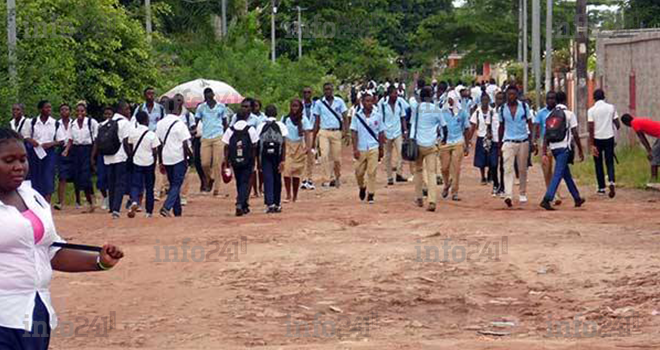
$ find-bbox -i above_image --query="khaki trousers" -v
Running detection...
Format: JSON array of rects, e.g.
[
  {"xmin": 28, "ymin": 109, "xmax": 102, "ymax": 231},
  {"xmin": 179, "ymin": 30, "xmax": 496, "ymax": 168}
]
[
  {"xmin": 542, "ymin": 151, "xmax": 562, "ymax": 200},
  {"xmin": 355, "ymin": 148, "xmax": 379, "ymax": 194},
  {"xmin": 503, "ymin": 141, "xmax": 529, "ymax": 199},
  {"xmin": 318, "ymin": 130, "xmax": 342, "ymax": 182},
  {"xmin": 201, "ymin": 137, "xmax": 224, "ymax": 189},
  {"xmin": 439, "ymin": 142, "xmax": 465, "ymax": 196},
  {"xmin": 384, "ymin": 136, "xmax": 403, "ymax": 180},
  {"xmin": 414, "ymin": 145, "xmax": 439, "ymax": 204}
]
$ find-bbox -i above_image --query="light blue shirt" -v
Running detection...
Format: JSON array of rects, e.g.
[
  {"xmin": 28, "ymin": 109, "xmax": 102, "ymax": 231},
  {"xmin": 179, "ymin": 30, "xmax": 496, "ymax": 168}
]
[
  {"xmin": 499, "ymin": 101, "xmax": 530, "ymax": 142},
  {"xmin": 410, "ymin": 102, "xmax": 447, "ymax": 148},
  {"xmin": 534, "ymin": 107, "xmax": 552, "ymax": 139},
  {"xmin": 350, "ymin": 109, "xmax": 384, "ymax": 151},
  {"xmin": 303, "ymin": 101, "xmax": 316, "ymax": 127},
  {"xmin": 230, "ymin": 113, "xmax": 262, "ymax": 128},
  {"xmin": 133, "ymin": 102, "xmax": 165, "ymax": 131},
  {"xmin": 313, "ymin": 96, "xmax": 347, "ymax": 130},
  {"xmin": 378, "ymin": 97, "xmax": 406, "ymax": 140},
  {"xmin": 442, "ymin": 107, "xmax": 470, "ymax": 145},
  {"xmin": 284, "ymin": 115, "xmax": 312, "ymax": 143},
  {"xmin": 195, "ymin": 102, "xmax": 227, "ymax": 139}
]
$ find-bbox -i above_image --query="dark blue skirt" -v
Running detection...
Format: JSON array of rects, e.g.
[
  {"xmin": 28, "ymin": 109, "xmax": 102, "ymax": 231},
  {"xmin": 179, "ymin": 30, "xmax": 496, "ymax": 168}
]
[
  {"xmin": 71, "ymin": 145, "xmax": 93, "ymax": 191},
  {"xmin": 0, "ymin": 294, "xmax": 51, "ymax": 350},
  {"xmin": 96, "ymin": 154, "xmax": 108, "ymax": 191},
  {"xmin": 29, "ymin": 148, "xmax": 57, "ymax": 197},
  {"xmin": 56, "ymin": 149, "xmax": 74, "ymax": 182},
  {"xmin": 473, "ymin": 137, "xmax": 488, "ymax": 168}
]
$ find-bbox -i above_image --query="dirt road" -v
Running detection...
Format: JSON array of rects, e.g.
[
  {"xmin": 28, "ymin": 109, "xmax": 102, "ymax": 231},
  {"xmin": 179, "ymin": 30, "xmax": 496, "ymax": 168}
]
[{"xmin": 49, "ymin": 149, "xmax": 660, "ymax": 349}]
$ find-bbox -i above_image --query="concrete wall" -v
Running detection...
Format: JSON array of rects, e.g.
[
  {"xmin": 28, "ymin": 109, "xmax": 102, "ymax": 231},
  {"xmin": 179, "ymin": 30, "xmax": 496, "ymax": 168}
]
[{"xmin": 596, "ymin": 29, "xmax": 660, "ymax": 145}]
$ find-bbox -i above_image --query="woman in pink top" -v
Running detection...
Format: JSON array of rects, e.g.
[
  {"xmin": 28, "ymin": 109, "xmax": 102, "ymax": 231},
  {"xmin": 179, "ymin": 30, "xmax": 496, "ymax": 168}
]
[{"xmin": 0, "ymin": 127, "xmax": 124, "ymax": 350}]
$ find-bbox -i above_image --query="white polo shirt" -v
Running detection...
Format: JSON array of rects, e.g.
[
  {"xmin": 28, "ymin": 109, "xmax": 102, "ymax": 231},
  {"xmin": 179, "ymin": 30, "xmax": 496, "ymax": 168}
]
[
  {"xmin": 10, "ymin": 117, "xmax": 32, "ymax": 139},
  {"xmin": 103, "ymin": 114, "xmax": 132, "ymax": 165},
  {"xmin": 30, "ymin": 117, "xmax": 67, "ymax": 145},
  {"xmin": 587, "ymin": 100, "xmax": 619, "ymax": 140},
  {"xmin": 156, "ymin": 114, "xmax": 191, "ymax": 166},
  {"xmin": 0, "ymin": 182, "xmax": 65, "ymax": 331},
  {"xmin": 129, "ymin": 124, "xmax": 160, "ymax": 167},
  {"xmin": 68, "ymin": 118, "xmax": 99, "ymax": 146},
  {"xmin": 549, "ymin": 104, "xmax": 578, "ymax": 150}
]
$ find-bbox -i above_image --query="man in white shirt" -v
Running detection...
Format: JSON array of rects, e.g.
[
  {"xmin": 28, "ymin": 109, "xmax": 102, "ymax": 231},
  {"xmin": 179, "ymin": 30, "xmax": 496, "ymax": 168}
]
[
  {"xmin": 486, "ymin": 78, "xmax": 500, "ymax": 105},
  {"xmin": 128, "ymin": 111, "xmax": 161, "ymax": 218},
  {"xmin": 103, "ymin": 101, "xmax": 132, "ymax": 218},
  {"xmin": 588, "ymin": 89, "xmax": 620, "ymax": 197},
  {"xmin": 156, "ymin": 99, "xmax": 192, "ymax": 217},
  {"xmin": 223, "ymin": 101, "xmax": 260, "ymax": 216},
  {"xmin": 540, "ymin": 91, "xmax": 585, "ymax": 210},
  {"xmin": 256, "ymin": 105, "xmax": 288, "ymax": 213}
]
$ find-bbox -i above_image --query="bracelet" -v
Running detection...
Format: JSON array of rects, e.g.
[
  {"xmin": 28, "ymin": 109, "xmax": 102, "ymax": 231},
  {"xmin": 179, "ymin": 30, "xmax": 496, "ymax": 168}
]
[{"xmin": 96, "ymin": 256, "xmax": 112, "ymax": 271}]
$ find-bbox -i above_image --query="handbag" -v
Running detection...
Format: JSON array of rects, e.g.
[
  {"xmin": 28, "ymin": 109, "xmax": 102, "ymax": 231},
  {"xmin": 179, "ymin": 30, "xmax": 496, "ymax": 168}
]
[{"xmin": 402, "ymin": 104, "xmax": 420, "ymax": 161}]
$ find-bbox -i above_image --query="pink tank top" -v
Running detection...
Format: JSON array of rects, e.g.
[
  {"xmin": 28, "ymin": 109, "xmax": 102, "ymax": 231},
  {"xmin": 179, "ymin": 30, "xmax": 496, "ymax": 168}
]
[{"xmin": 22, "ymin": 209, "xmax": 45, "ymax": 244}]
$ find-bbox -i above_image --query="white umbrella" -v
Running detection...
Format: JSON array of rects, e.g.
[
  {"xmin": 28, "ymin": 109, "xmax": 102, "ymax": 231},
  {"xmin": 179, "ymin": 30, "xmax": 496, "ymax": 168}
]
[{"xmin": 162, "ymin": 78, "xmax": 244, "ymax": 108}]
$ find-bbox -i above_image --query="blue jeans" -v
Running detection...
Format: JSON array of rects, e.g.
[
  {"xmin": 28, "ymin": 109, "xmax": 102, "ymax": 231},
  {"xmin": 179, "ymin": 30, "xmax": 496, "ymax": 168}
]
[
  {"xmin": 164, "ymin": 161, "xmax": 187, "ymax": 216},
  {"xmin": 261, "ymin": 156, "xmax": 282, "ymax": 206},
  {"xmin": 131, "ymin": 164, "xmax": 156, "ymax": 214},
  {"xmin": 544, "ymin": 148, "xmax": 581, "ymax": 202},
  {"xmin": 107, "ymin": 161, "xmax": 128, "ymax": 213},
  {"xmin": 233, "ymin": 164, "xmax": 253, "ymax": 210}
]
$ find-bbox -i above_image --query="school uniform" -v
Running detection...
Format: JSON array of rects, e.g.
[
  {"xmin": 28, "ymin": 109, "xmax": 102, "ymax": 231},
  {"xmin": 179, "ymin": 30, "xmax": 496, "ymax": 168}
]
[
  {"xmin": 471, "ymin": 107, "xmax": 493, "ymax": 170},
  {"xmin": 439, "ymin": 106, "xmax": 470, "ymax": 197},
  {"xmin": 230, "ymin": 113, "xmax": 262, "ymax": 128},
  {"xmin": 378, "ymin": 96, "xmax": 407, "ymax": 183},
  {"xmin": 534, "ymin": 107, "xmax": 560, "ymax": 197},
  {"xmin": 222, "ymin": 120, "xmax": 259, "ymax": 212},
  {"xmin": 256, "ymin": 117, "xmax": 289, "ymax": 208},
  {"xmin": 543, "ymin": 104, "xmax": 582, "ymax": 203},
  {"xmin": 499, "ymin": 101, "xmax": 532, "ymax": 201},
  {"xmin": 302, "ymin": 100, "xmax": 316, "ymax": 182},
  {"xmin": 178, "ymin": 110, "xmax": 196, "ymax": 199},
  {"xmin": 68, "ymin": 117, "xmax": 99, "ymax": 192},
  {"xmin": 103, "ymin": 114, "xmax": 132, "ymax": 214},
  {"xmin": 10, "ymin": 116, "xmax": 34, "ymax": 179},
  {"xmin": 195, "ymin": 102, "xmax": 227, "ymax": 192},
  {"xmin": 0, "ymin": 182, "xmax": 66, "ymax": 350},
  {"xmin": 351, "ymin": 109, "xmax": 385, "ymax": 196},
  {"xmin": 156, "ymin": 114, "xmax": 191, "ymax": 216},
  {"xmin": 284, "ymin": 115, "xmax": 313, "ymax": 178},
  {"xmin": 29, "ymin": 117, "xmax": 67, "ymax": 197},
  {"xmin": 96, "ymin": 120, "xmax": 109, "ymax": 193},
  {"xmin": 191, "ymin": 121, "xmax": 205, "ymax": 190},
  {"xmin": 410, "ymin": 102, "xmax": 447, "ymax": 205},
  {"xmin": 486, "ymin": 107, "xmax": 502, "ymax": 192},
  {"xmin": 132, "ymin": 102, "xmax": 165, "ymax": 131},
  {"xmin": 588, "ymin": 100, "xmax": 619, "ymax": 191},
  {"xmin": 313, "ymin": 96, "xmax": 348, "ymax": 183},
  {"xmin": 129, "ymin": 124, "xmax": 160, "ymax": 215},
  {"xmin": 56, "ymin": 119, "xmax": 74, "ymax": 184}
]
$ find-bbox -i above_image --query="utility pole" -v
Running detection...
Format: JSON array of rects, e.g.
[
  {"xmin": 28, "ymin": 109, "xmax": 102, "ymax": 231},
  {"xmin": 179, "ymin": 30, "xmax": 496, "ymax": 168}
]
[
  {"xmin": 221, "ymin": 0, "xmax": 227, "ymax": 37},
  {"xmin": 545, "ymin": 0, "xmax": 553, "ymax": 93},
  {"xmin": 518, "ymin": 0, "xmax": 523, "ymax": 62},
  {"xmin": 7, "ymin": 0, "xmax": 17, "ymax": 93},
  {"xmin": 576, "ymin": 0, "xmax": 588, "ymax": 132},
  {"xmin": 271, "ymin": 0, "xmax": 276, "ymax": 63},
  {"xmin": 145, "ymin": 0, "xmax": 152, "ymax": 43},
  {"xmin": 523, "ymin": 0, "xmax": 528, "ymax": 94},
  {"xmin": 297, "ymin": 6, "xmax": 303, "ymax": 59},
  {"xmin": 532, "ymin": 0, "xmax": 541, "ymax": 109}
]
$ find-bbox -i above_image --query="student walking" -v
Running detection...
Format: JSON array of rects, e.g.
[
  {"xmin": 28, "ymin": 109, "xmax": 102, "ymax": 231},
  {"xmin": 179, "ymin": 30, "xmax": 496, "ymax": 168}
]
[
  {"xmin": 195, "ymin": 88, "xmax": 227, "ymax": 195},
  {"xmin": 301, "ymin": 87, "xmax": 317, "ymax": 190},
  {"xmin": 351, "ymin": 94, "xmax": 385, "ymax": 203},
  {"xmin": 498, "ymin": 86, "xmax": 535, "ymax": 208},
  {"xmin": 256, "ymin": 105, "xmax": 288, "ymax": 213},
  {"xmin": 486, "ymin": 92, "xmax": 503, "ymax": 196},
  {"xmin": 9, "ymin": 103, "xmax": 31, "ymax": 139},
  {"xmin": 283, "ymin": 99, "xmax": 313, "ymax": 202},
  {"xmin": 314, "ymin": 83, "xmax": 348, "ymax": 188},
  {"xmin": 224, "ymin": 100, "xmax": 260, "ymax": 216},
  {"xmin": 156, "ymin": 99, "xmax": 192, "ymax": 217},
  {"xmin": 25, "ymin": 101, "xmax": 66, "ymax": 202},
  {"xmin": 534, "ymin": 91, "xmax": 563, "ymax": 205},
  {"xmin": 128, "ymin": 111, "xmax": 161, "ymax": 218},
  {"xmin": 95, "ymin": 106, "xmax": 114, "ymax": 210},
  {"xmin": 379, "ymin": 85, "xmax": 408, "ymax": 186},
  {"xmin": 133, "ymin": 87, "xmax": 166, "ymax": 131},
  {"xmin": 99, "ymin": 101, "xmax": 132, "ymax": 219},
  {"xmin": 63, "ymin": 102, "xmax": 98, "ymax": 213},
  {"xmin": 470, "ymin": 94, "xmax": 494, "ymax": 185},
  {"xmin": 54, "ymin": 104, "xmax": 74, "ymax": 210},
  {"xmin": 539, "ymin": 91, "xmax": 586, "ymax": 210},
  {"xmin": 588, "ymin": 89, "xmax": 620, "ymax": 197},
  {"xmin": 620, "ymin": 114, "xmax": 660, "ymax": 182},
  {"xmin": 411, "ymin": 87, "xmax": 448, "ymax": 212},
  {"xmin": 440, "ymin": 95, "xmax": 470, "ymax": 201}
]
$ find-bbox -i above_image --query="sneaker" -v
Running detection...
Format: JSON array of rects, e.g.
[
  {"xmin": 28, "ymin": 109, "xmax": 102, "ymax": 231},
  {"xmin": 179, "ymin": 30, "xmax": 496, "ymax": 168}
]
[
  {"xmin": 396, "ymin": 174, "xmax": 408, "ymax": 182},
  {"xmin": 243, "ymin": 207, "xmax": 251, "ymax": 215},
  {"xmin": 367, "ymin": 193, "xmax": 375, "ymax": 204},
  {"xmin": 540, "ymin": 199, "xmax": 555, "ymax": 211},
  {"xmin": 307, "ymin": 181, "xmax": 316, "ymax": 190},
  {"xmin": 274, "ymin": 205, "xmax": 282, "ymax": 213},
  {"xmin": 504, "ymin": 198, "xmax": 513, "ymax": 208},
  {"xmin": 597, "ymin": 189, "xmax": 606, "ymax": 195},
  {"xmin": 575, "ymin": 197, "xmax": 586, "ymax": 208},
  {"xmin": 387, "ymin": 178, "xmax": 394, "ymax": 186},
  {"xmin": 359, "ymin": 188, "xmax": 367, "ymax": 201},
  {"xmin": 301, "ymin": 180, "xmax": 309, "ymax": 190},
  {"xmin": 265, "ymin": 205, "xmax": 275, "ymax": 214},
  {"xmin": 181, "ymin": 198, "xmax": 188, "ymax": 206},
  {"xmin": 608, "ymin": 183, "xmax": 616, "ymax": 198},
  {"xmin": 235, "ymin": 207, "xmax": 244, "ymax": 217},
  {"xmin": 101, "ymin": 197, "xmax": 108, "ymax": 210},
  {"xmin": 145, "ymin": 213, "xmax": 153, "ymax": 218},
  {"xmin": 427, "ymin": 203, "xmax": 436, "ymax": 212},
  {"xmin": 111, "ymin": 211, "xmax": 120, "ymax": 219},
  {"xmin": 491, "ymin": 188, "xmax": 498, "ymax": 197},
  {"xmin": 75, "ymin": 202, "xmax": 82, "ymax": 210},
  {"xmin": 159, "ymin": 207, "xmax": 172, "ymax": 217},
  {"xmin": 53, "ymin": 203, "xmax": 62, "ymax": 211},
  {"xmin": 498, "ymin": 190, "xmax": 506, "ymax": 198},
  {"xmin": 128, "ymin": 202, "xmax": 138, "ymax": 219},
  {"xmin": 415, "ymin": 198, "xmax": 424, "ymax": 207},
  {"xmin": 519, "ymin": 195, "xmax": 528, "ymax": 203}
]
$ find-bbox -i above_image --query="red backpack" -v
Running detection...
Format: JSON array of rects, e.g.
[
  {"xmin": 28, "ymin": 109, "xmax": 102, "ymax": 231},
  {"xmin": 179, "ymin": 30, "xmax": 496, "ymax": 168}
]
[{"xmin": 544, "ymin": 107, "xmax": 568, "ymax": 143}]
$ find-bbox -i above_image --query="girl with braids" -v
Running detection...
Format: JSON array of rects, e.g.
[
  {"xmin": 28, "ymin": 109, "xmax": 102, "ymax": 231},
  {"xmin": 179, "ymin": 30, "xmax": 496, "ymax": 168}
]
[{"xmin": 0, "ymin": 127, "xmax": 124, "ymax": 349}]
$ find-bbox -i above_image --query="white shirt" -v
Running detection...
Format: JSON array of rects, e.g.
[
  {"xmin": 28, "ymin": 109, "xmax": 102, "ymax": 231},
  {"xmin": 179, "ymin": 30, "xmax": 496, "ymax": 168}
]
[
  {"xmin": 471, "ymin": 86, "xmax": 482, "ymax": 102},
  {"xmin": 550, "ymin": 104, "xmax": 578, "ymax": 150},
  {"xmin": 30, "ymin": 117, "xmax": 67, "ymax": 145},
  {"xmin": 0, "ymin": 182, "xmax": 65, "ymax": 331},
  {"xmin": 470, "ymin": 107, "xmax": 493, "ymax": 138},
  {"xmin": 156, "ymin": 114, "xmax": 191, "ymax": 166},
  {"xmin": 129, "ymin": 124, "xmax": 160, "ymax": 167},
  {"xmin": 489, "ymin": 108, "xmax": 501, "ymax": 143},
  {"xmin": 68, "ymin": 118, "xmax": 99, "ymax": 145},
  {"xmin": 222, "ymin": 120, "xmax": 260, "ymax": 145},
  {"xmin": 588, "ymin": 100, "xmax": 619, "ymax": 140},
  {"xmin": 255, "ymin": 117, "xmax": 289, "ymax": 139},
  {"xmin": 10, "ymin": 117, "xmax": 32, "ymax": 139},
  {"xmin": 486, "ymin": 84, "xmax": 500, "ymax": 102},
  {"xmin": 58, "ymin": 119, "xmax": 74, "ymax": 144},
  {"xmin": 103, "ymin": 114, "xmax": 132, "ymax": 165}
]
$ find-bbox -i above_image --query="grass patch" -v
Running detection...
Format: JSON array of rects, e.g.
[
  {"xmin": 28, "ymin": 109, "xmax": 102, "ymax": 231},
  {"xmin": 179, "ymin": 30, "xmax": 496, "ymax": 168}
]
[{"xmin": 570, "ymin": 146, "xmax": 652, "ymax": 189}]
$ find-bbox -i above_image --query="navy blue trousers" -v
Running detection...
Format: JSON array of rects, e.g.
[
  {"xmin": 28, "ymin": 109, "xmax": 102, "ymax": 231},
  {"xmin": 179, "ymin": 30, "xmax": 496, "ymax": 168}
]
[{"xmin": 0, "ymin": 294, "xmax": 50, "ymax": 350}]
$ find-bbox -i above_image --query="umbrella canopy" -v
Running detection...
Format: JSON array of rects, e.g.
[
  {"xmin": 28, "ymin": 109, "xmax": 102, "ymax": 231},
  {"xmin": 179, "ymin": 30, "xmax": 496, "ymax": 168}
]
[{"xmin": 162, "ymin": 79, "xmax": 244, "ymax": 109}]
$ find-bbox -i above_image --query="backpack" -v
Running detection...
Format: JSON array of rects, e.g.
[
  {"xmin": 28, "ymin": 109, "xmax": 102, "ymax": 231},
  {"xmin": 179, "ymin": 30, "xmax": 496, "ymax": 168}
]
[
  {"xmin": 544, "ymin": 107, "xmax": 568, "ymax": 143},
  {"xmin": 97, "ymin": 118, "xmax": 122, "ymax": 155},
  {"xmin": 228, "ymin": 126, "xmax": 254, "ymax": 169},
  {"xmin": 259, "ymin": 121, "xmax": 284, "ymax": 160}
]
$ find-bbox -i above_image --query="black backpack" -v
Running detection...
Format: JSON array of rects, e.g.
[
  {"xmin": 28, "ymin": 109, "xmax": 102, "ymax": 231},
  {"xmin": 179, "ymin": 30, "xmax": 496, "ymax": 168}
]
[
  {"xmin": 97, "ymin": 119, "xmax": 122, "ymax": 155},
  {"xmin": 259, "ymin": 121, "xmax": 284, "ymax": 161},
  {"xmin": 228, "ymin": 126, "xmax": 254, "ymax": 169},
  {"xmin": 544, "ymin": 107, "xmax": 568, "ymax": 143}
]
